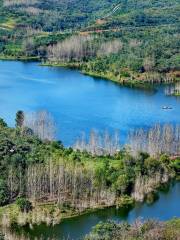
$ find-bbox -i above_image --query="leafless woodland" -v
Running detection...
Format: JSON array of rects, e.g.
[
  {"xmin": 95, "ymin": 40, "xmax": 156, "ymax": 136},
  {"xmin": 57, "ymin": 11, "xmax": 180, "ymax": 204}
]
[
  {"xmin": 74, "ymin": 124, "xmax": 180, "ymax": 157},
  {"xmin": 24, "ymin": 110, "xmax": 56, "ymax": 141}
]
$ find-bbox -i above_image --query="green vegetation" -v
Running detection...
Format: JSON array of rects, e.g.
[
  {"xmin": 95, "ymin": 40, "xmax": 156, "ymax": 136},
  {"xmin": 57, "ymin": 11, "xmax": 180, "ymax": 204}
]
[
  {"xmin": 85, "ymin": 218, "xmax": 180, "ymax": 240},
  {"xmin": 16, "ymin": 198, "xmax": 32, "ymax": 213},
  {"xmin": 0, "ymin": 0, "xmax": 180, "ymax": 236},
  {"xmin": 0, "ymin": 0, "xmax": 179, "ymax": 85},
  {"xmin": 0, "ymin": 202, "xmax": 79, "ymax": 227},
  {"xmin": 0, "ymin": 112, "xmax": 179, "ymax": 227},
  {"xmin": 116, "ymin": 195, "xmax": 134, "ymax": 208}
]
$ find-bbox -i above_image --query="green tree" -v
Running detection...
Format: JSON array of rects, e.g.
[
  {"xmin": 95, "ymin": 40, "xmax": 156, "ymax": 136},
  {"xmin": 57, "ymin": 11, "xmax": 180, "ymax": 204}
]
[
  {"xmin": 16, "ymin": 198, "xmax": 32, "ymax": 213},
  {"xmin": 15, "ymin": 111, "xmax": 24, "ymax": 128},
  {"xmin": 0, "ymin": 118, "xmax": 7, "ymax": 128}
]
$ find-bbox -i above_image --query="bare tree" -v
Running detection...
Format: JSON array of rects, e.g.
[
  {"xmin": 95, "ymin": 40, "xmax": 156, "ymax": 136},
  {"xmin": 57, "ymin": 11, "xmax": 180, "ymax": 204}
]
[
  {"xmin": 143, "ymin": 56, "xmax": 155, "ymax": 72},
  {"xmin": 47, "ymin": 35, "xmax": 95, "ymax": 62},
  {"xmin": 74, "ymin": 130, "xmax": 121, "ymax": 156},
  {"xmin": 24, "ymin": 110, "xmax": 56, "ymax": 141},
  {"xmin": 97, "ymin": 39, "xmax": 123, "ymax": 56},
  {"xmin": 128, "ymin": 124, "xmax": 180, "ymax": 156}
]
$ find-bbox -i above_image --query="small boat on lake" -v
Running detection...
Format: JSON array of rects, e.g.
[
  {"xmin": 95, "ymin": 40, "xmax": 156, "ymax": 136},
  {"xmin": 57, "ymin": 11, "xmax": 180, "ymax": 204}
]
[{"xmin": 162, "ymin": 106, "xmax": 173, "ymax": 110}]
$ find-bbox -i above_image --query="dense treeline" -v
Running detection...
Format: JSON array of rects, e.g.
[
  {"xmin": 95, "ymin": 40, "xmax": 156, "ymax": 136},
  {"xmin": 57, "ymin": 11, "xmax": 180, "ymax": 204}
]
[
  {"xmin": 0, "ymin": 0, "xmax": 179, "ymax": 84},
  {"xmin": 0, "ymin": 112, "xmax": 179, "ymax": 227}
]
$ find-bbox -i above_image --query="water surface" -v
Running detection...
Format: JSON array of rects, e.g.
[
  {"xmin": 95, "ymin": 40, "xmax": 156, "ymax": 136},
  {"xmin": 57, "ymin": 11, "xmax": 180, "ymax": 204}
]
[
  {"xmin": 0, "ymin": 61, "xmax": 180, "ymax": 239},
  {"xmin": 0, "ymin": 60, "xmax": 180, "ymax": 145}
]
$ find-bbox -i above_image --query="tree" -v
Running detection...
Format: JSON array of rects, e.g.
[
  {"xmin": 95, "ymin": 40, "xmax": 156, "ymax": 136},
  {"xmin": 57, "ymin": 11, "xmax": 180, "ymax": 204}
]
[
  {"xmin": 114, "ymin": 174, "xmax": 130, "ymax": 195},
  {"xmin": 15, "ymin": 111, "xmax": 24, "ymax": 128},
  {"xmin": 16, "ymin": 197, "xmax": 32, "ymax": 213},
  {"xmin": 0, "ymin": 179, "xmax": 9, "ymax": 206},
  {"xmin": 24, "ymin": 110, "xmax": 56, "ymax": 141},
  {"xmin": 0, "ymin": 118, "xmax": 7, "ymax": 128}
]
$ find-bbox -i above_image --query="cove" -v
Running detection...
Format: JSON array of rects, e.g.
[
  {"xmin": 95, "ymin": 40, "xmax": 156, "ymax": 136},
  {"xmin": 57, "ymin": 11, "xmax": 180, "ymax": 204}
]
[
  {"xmin": 17, "ymin": 182, "xmax": 180, "ymax": 239},
  {"xmin": 0, "ymin": 60, "xmax": 180, "ymax": 146}
]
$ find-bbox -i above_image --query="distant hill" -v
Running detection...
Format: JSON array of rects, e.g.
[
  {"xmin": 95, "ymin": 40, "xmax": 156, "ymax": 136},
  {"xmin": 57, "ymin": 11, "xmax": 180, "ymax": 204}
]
[
  {"xmin": 0, "ymin": 0, "xmax": 121, "ymax": 31},
  {"xmin": 0, "ymin": 0, "xmax": 180, "ymax": 85},
  {"xmin": 1, "ymin": 0, "xmax": 179, "ymax": 31}
]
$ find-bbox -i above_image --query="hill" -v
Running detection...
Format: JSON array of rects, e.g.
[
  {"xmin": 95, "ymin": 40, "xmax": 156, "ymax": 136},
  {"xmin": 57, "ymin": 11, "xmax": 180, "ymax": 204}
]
[{"xmin": 0, "ymin": 0, "xmax": 180, "ymax": 85}]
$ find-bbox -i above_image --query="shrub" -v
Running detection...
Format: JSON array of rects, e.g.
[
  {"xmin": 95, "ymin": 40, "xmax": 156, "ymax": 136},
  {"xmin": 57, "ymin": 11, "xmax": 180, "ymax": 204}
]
[
  {"xmin": 16, "ymin": 198, "xmax": 32, "ymax": 213},
  {"xmin": 121, "ymin": 71, "xmax": 131, "ymax": 78},
  {"xmin": 0, "ymin": 118, "xmax": 7, "ymax": 128}
]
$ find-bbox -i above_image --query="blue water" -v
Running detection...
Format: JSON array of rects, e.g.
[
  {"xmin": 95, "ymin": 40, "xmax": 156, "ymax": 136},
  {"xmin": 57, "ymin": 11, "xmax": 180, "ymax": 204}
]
[
  {"xmin": 0, "ymin": 60, "xmax": 180, "ymax": 145},
  {"xmin": 0, "ymin": 60, "xmax": 180, "ymax": 239}
]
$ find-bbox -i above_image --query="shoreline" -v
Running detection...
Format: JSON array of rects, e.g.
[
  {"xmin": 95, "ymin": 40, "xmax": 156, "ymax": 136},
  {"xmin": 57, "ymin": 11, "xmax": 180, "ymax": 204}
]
[
  {"xmin": 1, "ymin": 56, "xmax": 179, "ymax": 91},
  {"xmin": 41, "ymin": 62, "xmax": 159, "ymax": 90},
  {"xmin": 40, "ymin": 62, "xmax": 180, "ymax": 90},
  {"xmin": 0, "ymin": 180, "xmax": 178, "ymax": 229},
  {"xmin": 0, "ymin": 203, "xmax": 121, "ymax": 233},
  {"xmin": 0, "ymin": 200, "xmax": 129, "ymax": 229}
]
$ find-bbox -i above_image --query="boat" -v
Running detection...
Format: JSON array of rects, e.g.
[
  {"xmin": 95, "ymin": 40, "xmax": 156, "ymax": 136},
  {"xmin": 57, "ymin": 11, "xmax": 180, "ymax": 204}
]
[{"xmin": 162, "ymin": 106, "xmax": 173, "ymax": 110}]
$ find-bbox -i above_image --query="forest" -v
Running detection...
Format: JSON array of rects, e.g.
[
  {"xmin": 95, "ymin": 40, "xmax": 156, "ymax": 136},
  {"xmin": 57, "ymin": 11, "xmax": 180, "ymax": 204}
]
[
  {"xmin": 0, "ymin": 111, "xmax": 179, "ymax": 227},
  {"xmin": 0, "ymin": 0, "xmax": 179, "ymax": 85}
]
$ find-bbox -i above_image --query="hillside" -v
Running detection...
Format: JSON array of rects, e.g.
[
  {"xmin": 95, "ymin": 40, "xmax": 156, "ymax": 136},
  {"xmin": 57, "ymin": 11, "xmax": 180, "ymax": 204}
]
[
  {"xmin": 0, "ymin": 0, "xmax": 120, "ymax": 31},
  {"xmin": 0, "ymin": 0, "xmax": 180, "ymax": 85}
]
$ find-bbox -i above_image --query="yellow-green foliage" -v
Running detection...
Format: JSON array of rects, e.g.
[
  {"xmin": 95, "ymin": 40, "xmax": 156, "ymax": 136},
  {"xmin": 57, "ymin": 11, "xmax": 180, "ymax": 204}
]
[
  {"xmin": 0, "ymin": 203, "xmax": 78, "ymax": 227},
  {"xmin": 0, "ymin": 18, "xmax": 16, "ymax": 30},
  {"xmin": 165, "ymin": 218, "xmax": 180, "ymax": 239},
  {"xmin": 116, "ymin": 195, "xmax": 134, "ymax": 208}
]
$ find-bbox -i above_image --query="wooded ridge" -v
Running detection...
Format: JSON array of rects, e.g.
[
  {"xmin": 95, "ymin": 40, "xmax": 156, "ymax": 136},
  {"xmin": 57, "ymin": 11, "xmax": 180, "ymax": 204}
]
[{"xmin": 0, "ymin": 0, "xmax": 179, "ymax": 85}]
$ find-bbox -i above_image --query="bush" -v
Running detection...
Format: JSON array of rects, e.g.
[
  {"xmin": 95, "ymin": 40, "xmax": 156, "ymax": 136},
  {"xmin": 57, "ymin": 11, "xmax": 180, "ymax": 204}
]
[
  {"xmin": 16, "ymin": 198, "xmax": 32, "ymax": 213},
  {"xmin": 116, "ymin": 195, "xmax": 134, "ymax": 208},
  {"xmin": 170, "ymin": 158, "xmax": 180, "ymax": 173},
  {"xmin": 120, "ymin": 71, "xmax": 131, "ymax": 78},
  {"xmin": 0, "ymin": 118, "xmax": 7, "ymax": 128}
]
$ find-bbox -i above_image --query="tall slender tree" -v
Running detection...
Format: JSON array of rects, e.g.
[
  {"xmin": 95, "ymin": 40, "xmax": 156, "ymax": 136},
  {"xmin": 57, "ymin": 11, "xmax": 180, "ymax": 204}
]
[{"xmin": 15, "ymin": 111, "xmax": 24, "ymax": 128}]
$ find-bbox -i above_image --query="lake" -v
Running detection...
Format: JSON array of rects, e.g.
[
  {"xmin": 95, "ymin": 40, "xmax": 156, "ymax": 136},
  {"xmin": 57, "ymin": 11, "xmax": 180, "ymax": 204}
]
[
  {"xmin": 0, "ymin": 60, "xmax": 180, "ymax": 146},
  {"xmin": 19, "ymin": 182, "xmax": 180, "ymax": 239},
  {"xmin": 0, "ymin": 60, "xmax": 180, "ymax": 239}
]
